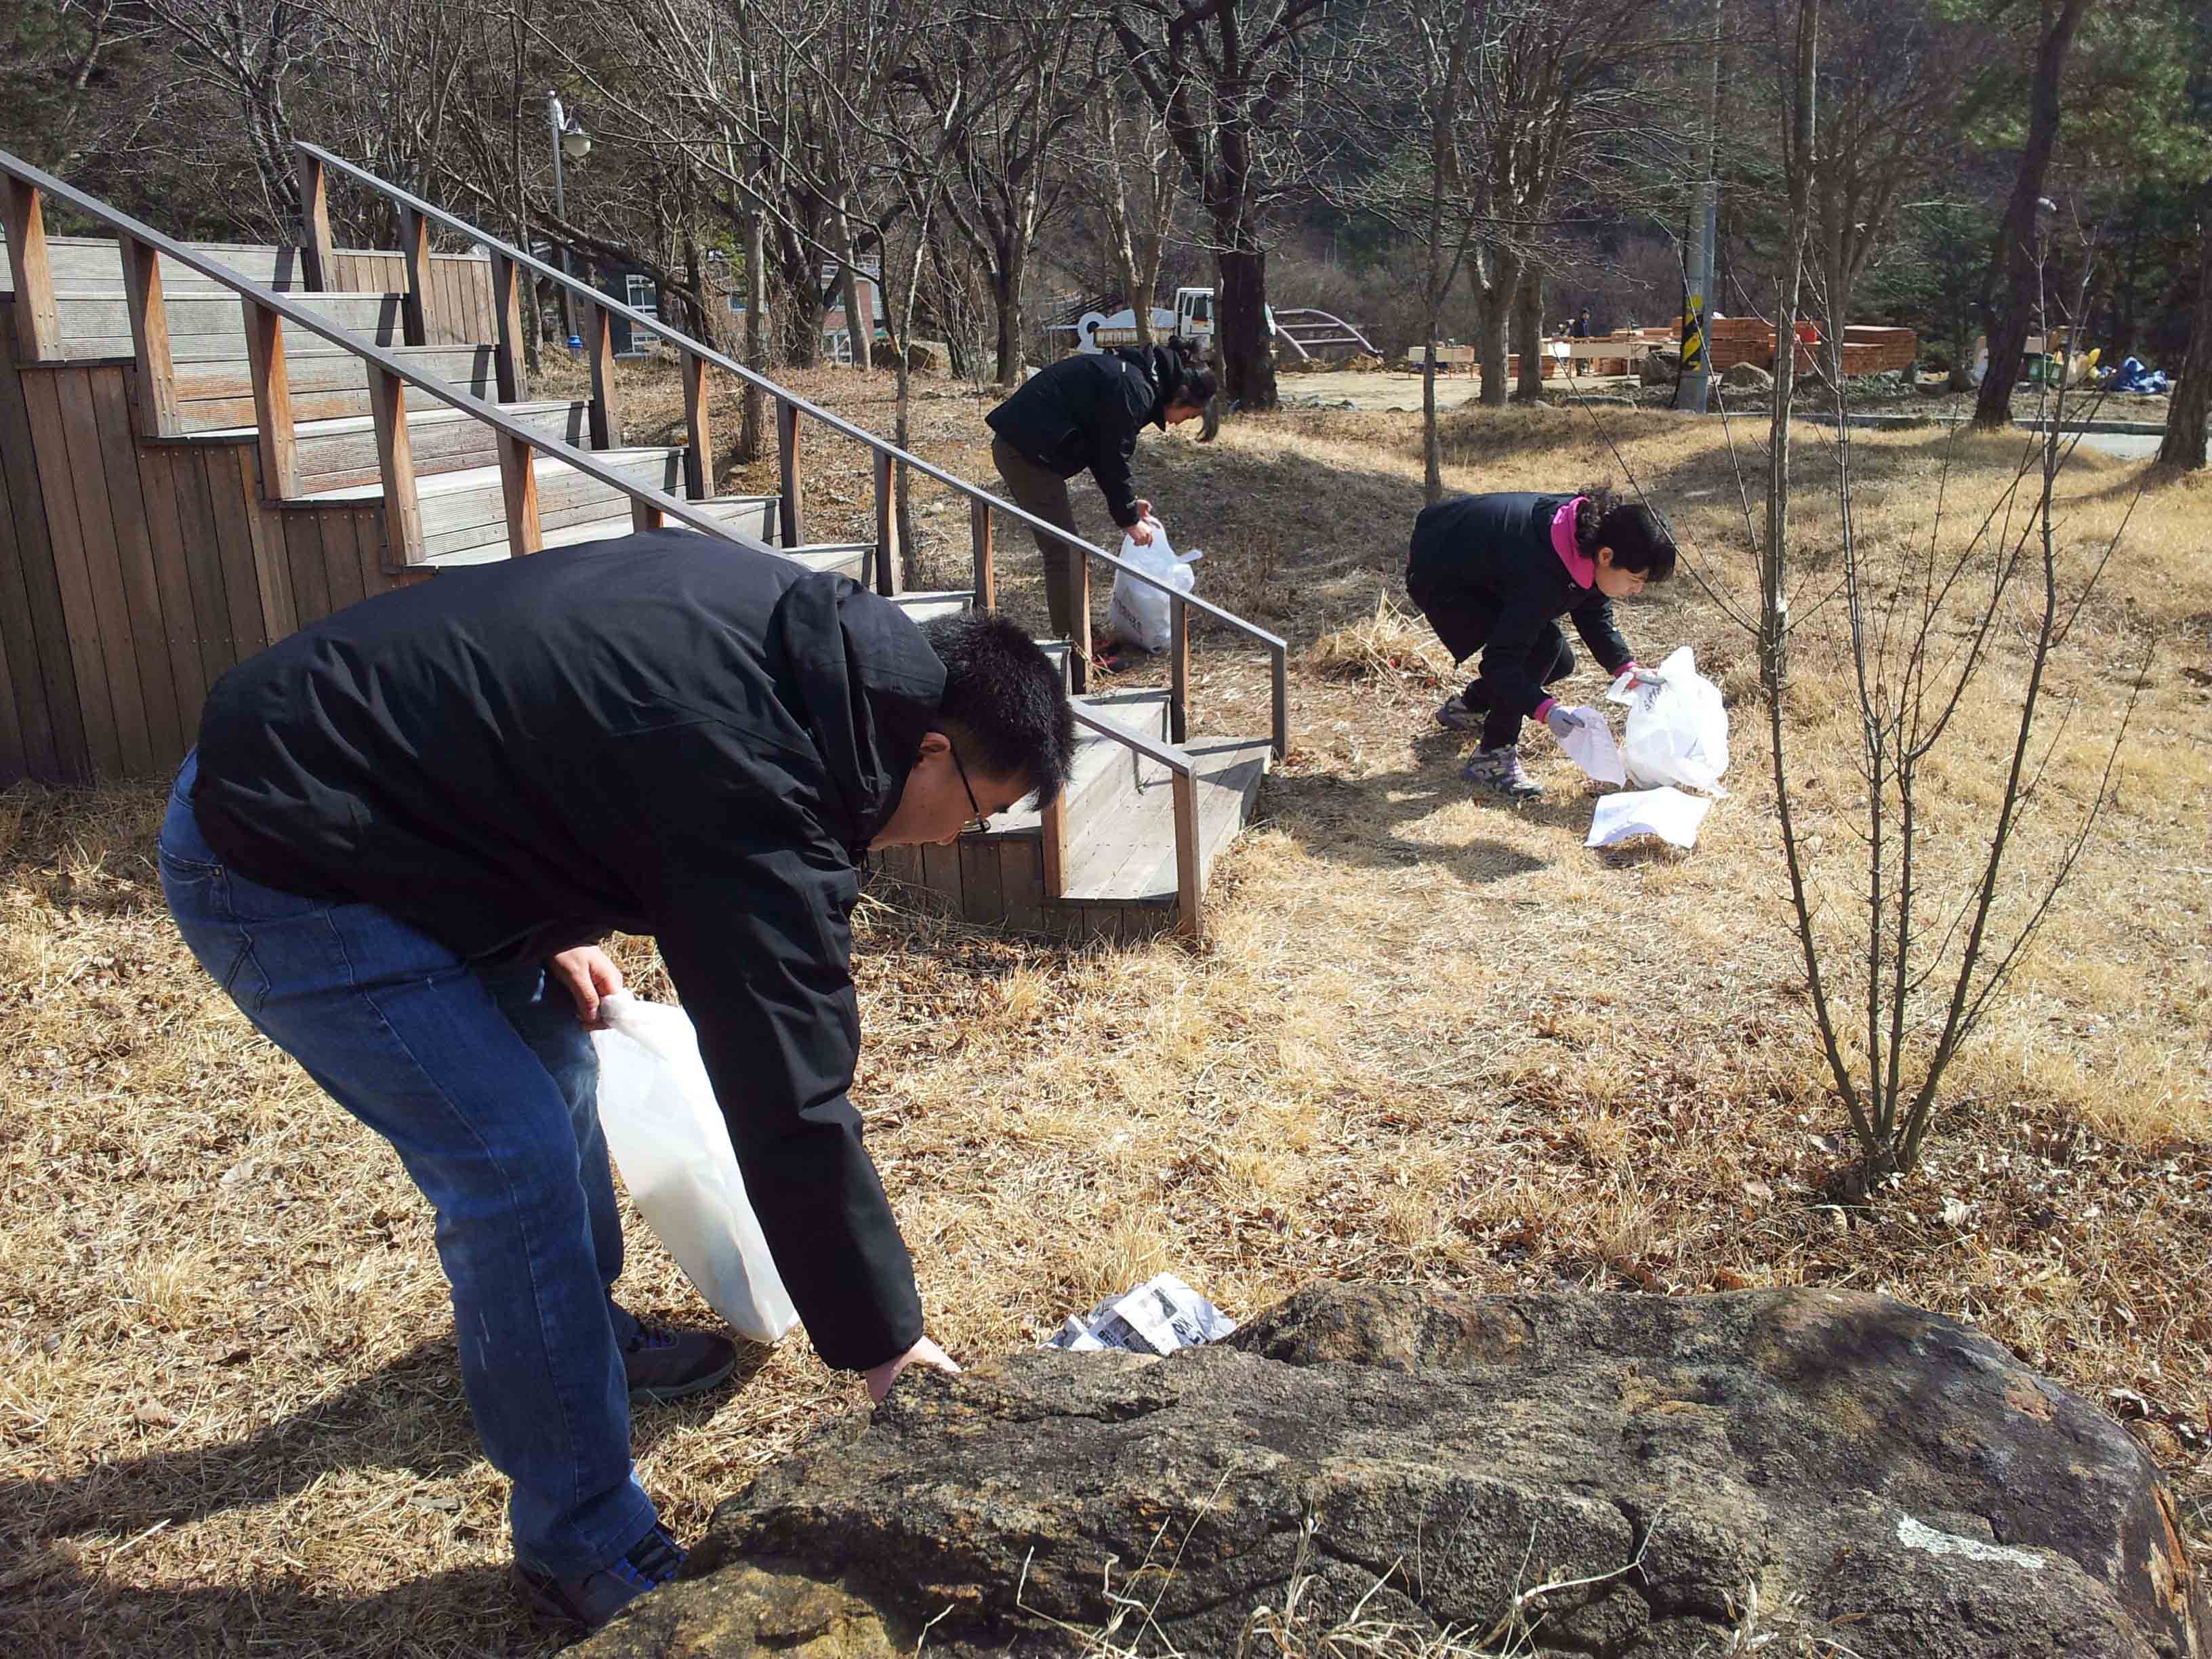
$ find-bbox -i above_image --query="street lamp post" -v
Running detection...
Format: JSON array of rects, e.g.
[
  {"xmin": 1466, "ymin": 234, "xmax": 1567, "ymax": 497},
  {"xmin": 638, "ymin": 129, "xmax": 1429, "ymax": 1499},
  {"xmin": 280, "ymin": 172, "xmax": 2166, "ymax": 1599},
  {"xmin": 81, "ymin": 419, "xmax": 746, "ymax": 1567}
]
[{"xmin": 546, "ymin": 91, "xmax": 591, "ymax": 349}]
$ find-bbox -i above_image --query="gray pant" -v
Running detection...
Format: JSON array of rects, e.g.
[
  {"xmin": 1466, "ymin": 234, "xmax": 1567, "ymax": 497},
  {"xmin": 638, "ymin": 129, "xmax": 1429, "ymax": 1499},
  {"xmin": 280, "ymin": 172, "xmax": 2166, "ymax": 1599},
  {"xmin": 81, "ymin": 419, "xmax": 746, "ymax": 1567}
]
[{"xmin": 991, "ymin": 435, "xmax": 1086, "ymax": 641}]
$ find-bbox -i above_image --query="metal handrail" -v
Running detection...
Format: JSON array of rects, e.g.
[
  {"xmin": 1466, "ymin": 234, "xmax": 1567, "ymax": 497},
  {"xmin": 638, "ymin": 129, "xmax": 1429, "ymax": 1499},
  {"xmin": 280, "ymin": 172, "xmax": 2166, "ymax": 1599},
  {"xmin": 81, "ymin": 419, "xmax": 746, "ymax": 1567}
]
[
  {"xmin": 297, "ymin": 144, "xmax": 1290, "ymax": 662},
  {"xmin": 0, "ymin": 148, "xmax": 777, "ymax": 558}
]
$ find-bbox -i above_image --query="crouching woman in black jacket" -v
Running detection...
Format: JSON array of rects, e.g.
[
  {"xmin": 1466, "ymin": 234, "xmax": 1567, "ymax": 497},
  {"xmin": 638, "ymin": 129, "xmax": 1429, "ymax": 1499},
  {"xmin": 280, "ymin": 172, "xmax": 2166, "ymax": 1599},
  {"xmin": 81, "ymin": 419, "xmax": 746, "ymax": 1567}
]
[
  {"xmin": 1406, "ymin": 487, "xmax": 1677, "ymax": 800},
  {"xmin": 985, "ymin": 337, "xmax": 1218, "ymax": 643}
]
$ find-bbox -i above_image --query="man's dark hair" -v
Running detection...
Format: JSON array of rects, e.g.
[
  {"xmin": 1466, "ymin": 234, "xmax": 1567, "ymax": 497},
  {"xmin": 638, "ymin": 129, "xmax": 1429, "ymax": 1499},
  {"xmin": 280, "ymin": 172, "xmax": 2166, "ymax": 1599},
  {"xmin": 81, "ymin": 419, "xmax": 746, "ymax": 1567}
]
[
  {"xmin": 921, "ymin": 611, "xmax": 1077, "ymax": 806},
  {"xmin": 1572, "ymin": 487, "xmax": 1677, "ymax": 582},
  {"xmin": 1165, "ymin": 337, "xmax": 1221, "ymax": 441}
]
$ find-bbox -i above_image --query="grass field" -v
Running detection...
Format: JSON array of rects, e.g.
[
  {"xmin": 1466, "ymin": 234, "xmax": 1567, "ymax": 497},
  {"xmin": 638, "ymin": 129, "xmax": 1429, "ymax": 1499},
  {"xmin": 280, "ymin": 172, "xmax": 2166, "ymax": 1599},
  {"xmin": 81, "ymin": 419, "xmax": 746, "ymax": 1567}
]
[{"xmin": 3, "ymin": 362, "xmax": 2206, "ymax": 1656}]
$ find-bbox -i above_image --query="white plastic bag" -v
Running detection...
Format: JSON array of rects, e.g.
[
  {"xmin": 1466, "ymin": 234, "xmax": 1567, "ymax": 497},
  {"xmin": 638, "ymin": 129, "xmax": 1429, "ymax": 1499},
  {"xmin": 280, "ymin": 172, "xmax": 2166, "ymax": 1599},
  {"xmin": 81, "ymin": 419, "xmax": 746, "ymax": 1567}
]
[
  {"xmin": 1607, "ymin": 646, "xmax": 1730, "ymax": 795},
  {"xmin": 1555, "ymin": 708, "xmax": 1626, "ymax": 786},
  {"xmin": 1108, "ymin": 520, "xmax": 1200, "ymax": 654},
  {"xmin": 1586, "ymin": 786, "xmax": 1713, "ymax": 850},
  {"xmin": 592, "ymin": 991, "xmax": 800, "ymax": 1345}
]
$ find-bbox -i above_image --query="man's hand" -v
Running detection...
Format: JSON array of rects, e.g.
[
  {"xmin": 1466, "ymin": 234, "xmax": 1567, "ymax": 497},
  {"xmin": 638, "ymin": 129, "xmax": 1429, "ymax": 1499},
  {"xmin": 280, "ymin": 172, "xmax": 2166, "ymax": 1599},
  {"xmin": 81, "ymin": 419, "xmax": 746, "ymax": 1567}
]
[
  {"xmin": 864, "ymin": 1335, "xmax": 962, "ymax": 1403},
  {"xmin": 1126, "ymin": 516, "xmax": 1158, "ymax": 547},
  {"xmin": 548, "ymin": 945, "xmax": 625, "ymax": 1029}
]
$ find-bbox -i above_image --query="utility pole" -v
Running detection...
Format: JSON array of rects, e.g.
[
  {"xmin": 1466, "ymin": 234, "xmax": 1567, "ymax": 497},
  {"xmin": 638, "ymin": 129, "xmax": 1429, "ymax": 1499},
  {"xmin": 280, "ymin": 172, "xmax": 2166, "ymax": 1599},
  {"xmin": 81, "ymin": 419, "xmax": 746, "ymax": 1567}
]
[
  {"xmin": 546, "ymin": 90, "xmax": 581, "ymax": 348},
  {"xmin": 1679, "ymin": 0, "xmax": 1724, "ymax": 413}
]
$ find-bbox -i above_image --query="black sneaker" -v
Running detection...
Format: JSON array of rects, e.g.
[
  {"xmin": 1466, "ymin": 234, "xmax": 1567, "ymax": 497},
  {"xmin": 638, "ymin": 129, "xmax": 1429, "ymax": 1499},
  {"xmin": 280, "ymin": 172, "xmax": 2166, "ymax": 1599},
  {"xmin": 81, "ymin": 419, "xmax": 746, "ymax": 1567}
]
[
  {"xmin": 623, "ymin": 1322, "xmax": 739, "ymax": 1404},
  {"xmin": 514, "ymin": 1522, "xmax": 686, "ymax": 1630}
]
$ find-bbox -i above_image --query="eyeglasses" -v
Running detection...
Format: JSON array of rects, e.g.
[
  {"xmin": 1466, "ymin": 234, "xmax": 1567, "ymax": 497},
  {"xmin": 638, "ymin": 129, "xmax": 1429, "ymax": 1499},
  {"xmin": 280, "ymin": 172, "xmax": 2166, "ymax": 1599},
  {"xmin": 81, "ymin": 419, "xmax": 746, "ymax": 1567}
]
[{"xmin": 948, "ymin": 742, "xmax": 991, "ymax": 834}]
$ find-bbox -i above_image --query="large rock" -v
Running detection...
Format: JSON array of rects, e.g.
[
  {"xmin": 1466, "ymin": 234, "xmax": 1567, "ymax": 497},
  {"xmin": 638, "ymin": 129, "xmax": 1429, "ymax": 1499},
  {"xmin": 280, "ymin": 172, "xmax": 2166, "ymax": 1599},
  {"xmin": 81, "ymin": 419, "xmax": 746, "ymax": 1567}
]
[
  {"xmin": 1722, "ymin": 361, "xmax": 1775, "ymax": 390},
  {"xmin": 583, "ymin": 1286, "xmax": 2206, "ymax": 1658}
]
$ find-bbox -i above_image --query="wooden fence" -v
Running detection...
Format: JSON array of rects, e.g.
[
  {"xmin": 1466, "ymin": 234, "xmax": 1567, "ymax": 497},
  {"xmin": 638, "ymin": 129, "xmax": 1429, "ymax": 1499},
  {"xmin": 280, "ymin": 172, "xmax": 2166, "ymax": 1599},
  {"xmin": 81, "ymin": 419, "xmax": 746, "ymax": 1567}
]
[{"xmin": 0, "ymin": 302, "xmax": 414, "ymax": 787}]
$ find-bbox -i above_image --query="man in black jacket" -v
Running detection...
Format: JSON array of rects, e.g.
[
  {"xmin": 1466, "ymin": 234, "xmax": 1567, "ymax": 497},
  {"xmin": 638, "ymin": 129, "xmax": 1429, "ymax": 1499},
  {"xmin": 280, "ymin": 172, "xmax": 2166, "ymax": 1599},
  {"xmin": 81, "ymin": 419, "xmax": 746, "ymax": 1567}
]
[
  {"xmin": 157, "ymin": 529, "xmax": 1074, "ymax": 1629},
  {"xmin": 985, "ymin": 337, "xmax": 1217, "ymax": 642}
]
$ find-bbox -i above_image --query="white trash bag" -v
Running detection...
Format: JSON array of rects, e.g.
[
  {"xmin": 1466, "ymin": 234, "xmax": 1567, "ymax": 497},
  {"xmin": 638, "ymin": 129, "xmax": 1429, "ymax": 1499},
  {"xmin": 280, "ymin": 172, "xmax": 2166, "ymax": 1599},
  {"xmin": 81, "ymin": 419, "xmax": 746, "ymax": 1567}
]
[
  {"xmin": 592, "ymin": 991, "xmax": 800, "ymax": 1345},
  {"xmin": 1108, "ymin": 519, "xmax": 1201, "ymax": 654},
  {"xmin": 1607, "ymin": 645, "xmax": 1730, "ymax": 795},
  {"xmin": 1555, "ymin": 708, "xmax": 1626, "ymax": 787}
]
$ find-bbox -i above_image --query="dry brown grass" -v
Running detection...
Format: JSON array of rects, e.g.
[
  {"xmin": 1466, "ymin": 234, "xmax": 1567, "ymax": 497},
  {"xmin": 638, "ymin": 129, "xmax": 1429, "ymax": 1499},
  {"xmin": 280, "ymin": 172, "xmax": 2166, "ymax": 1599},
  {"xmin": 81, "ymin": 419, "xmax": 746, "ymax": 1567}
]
[{"xmin": 3, "ymin": 362, "xmax": 2207, "ymax": 1656}]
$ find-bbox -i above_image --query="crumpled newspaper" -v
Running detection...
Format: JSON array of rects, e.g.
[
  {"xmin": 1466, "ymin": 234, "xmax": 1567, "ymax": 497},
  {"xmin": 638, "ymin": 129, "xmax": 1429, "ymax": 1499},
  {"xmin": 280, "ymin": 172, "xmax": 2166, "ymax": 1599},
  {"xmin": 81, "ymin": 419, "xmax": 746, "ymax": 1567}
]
[{"xmin": 1047, "ymin": 1273, "xmax": 1237, "ymax": 1355}]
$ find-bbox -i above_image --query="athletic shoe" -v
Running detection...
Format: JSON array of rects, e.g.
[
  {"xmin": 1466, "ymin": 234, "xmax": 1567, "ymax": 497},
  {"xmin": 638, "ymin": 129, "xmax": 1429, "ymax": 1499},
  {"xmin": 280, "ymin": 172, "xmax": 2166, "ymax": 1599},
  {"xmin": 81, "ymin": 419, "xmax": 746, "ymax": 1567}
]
[
  {"xmin": 1462, "ymin": 745, "xmax": 1543, "ymax": 800},
  {"xmin": 623, "ymin": 1322, "xmax": 739, "ymax": 1404},
  {"xmin": 514, "ymin": 1522, "xmax": 686, "ymax": 1630}
]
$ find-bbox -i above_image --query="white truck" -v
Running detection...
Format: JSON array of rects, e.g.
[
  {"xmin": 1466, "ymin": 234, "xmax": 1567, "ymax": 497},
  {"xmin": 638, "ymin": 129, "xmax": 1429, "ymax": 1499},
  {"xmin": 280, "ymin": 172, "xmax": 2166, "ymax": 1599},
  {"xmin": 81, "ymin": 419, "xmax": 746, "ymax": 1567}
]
[{"xmin": 1066, "ymin": 287, "xmax": 1374, "ymax": 361}]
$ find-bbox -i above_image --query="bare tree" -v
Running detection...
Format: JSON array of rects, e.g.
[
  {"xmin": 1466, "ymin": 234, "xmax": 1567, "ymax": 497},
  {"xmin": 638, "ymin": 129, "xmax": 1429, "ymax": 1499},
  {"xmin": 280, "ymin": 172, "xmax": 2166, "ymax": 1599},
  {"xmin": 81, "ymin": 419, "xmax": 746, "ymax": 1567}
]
[
  {"xmin": 1973, "ymin": 0, "xmax": 2095, "ymax": 429},
  {"xmin": 1086, "ymin": 89, "xmax": 1183, "ymax": 348},
  {"xmin": 935, "ymin": 16, "xmax": 1097, "ymax": 385},
  {"xmin": 1746, "ymin": 0, "xmax": 2144, "ymax": 1181},
  {"xmin": 1459, "ymin": 0, "xmax": 1660, "ymax": 408},
  {"xmin": 1110, "ymin": 0, "xmax": 1340, "ymax": 413},
  {"xmin": 138, "ymin": 0, "xmax": 328, "ymax": 232},
  {"xmin": 1333, "ymin": 0, "xmax": 1493, "ymax": 498}
]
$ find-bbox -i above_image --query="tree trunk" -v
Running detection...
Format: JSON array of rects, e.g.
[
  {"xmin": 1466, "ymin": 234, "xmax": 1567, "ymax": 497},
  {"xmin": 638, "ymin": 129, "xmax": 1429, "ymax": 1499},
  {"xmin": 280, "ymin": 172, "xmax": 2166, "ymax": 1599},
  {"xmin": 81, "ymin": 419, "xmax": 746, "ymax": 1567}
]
[
  {"xmin": 1973, "ymin": 0, "xmax": 2094, "ymax": 430},
  {"xmin": 1513, "ymin": 271, "xmax": 1544, "ymax": 403},
  {"xmin": 1473, "ymin": 246, "xmax": 1517, "ymax": 409},
  {"xmin": 738, "ymin": 205, "xmax": 767, "ymax": 464},
  {"xmin": 836, "ymin": 199, "xmax": 872, "ymax": 373},
  {"xmin": 994, "ymin": 237, "xmax": 1026, "ymax": 386},
  {"xmin": 2157, "ymin": 186, "xmax": 2211, "ymax": 469},
  {"xmin": 1218, "ymin": 246, "xmax": 1277, "ymax": 411}
]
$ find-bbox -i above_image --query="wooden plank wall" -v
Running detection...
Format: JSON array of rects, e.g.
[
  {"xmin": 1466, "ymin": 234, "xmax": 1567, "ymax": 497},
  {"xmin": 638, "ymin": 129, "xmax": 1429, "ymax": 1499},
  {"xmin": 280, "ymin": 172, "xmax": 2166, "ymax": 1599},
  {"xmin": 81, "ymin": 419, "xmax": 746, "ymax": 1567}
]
[
  {"xmin": 0, "ymin": 294, "xmax": 416, "ymax": 787},
  {"xmin": 329, "ymin": 249, "xmax": 495, "ymax": 347},
  {"xmin": 865, "ymin": 841, "xmax": 1170, "ymax": 945}
]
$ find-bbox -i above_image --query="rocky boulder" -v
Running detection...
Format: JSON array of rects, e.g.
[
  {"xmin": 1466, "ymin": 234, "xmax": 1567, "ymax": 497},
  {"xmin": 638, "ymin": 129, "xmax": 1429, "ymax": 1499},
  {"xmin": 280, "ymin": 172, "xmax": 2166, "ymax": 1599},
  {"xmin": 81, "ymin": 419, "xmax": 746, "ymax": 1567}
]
[
  {"xmin": 1639, "ymin": 349, "xmax": 1681, "ymax": 386},
  {"xmin": 1722, "ymin": 361, "xmax": 1776, "ymax": 390},
  {"xmin": 581, "ymin": 1286, "xmax": 2205, "ymax": 1658}
]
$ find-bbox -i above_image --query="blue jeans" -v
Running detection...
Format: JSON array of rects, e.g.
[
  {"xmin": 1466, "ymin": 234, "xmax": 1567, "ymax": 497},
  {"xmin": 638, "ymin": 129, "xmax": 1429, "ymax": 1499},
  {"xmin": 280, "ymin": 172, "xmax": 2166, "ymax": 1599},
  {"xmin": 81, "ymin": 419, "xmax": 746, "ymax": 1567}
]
[{"xmin": 158, "ymin": 752, "xmax": 657, "ymax": 1576}]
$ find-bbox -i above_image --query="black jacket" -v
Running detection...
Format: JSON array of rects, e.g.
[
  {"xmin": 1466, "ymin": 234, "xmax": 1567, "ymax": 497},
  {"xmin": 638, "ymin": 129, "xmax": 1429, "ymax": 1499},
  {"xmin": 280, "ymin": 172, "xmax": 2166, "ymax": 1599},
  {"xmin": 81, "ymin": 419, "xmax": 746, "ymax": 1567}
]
[
  {"xmin": 1406, "ymin": 491, "xmax": 1635, "ymax": 717},
  {"xmin": 190, "ymin": 530, "xmax": 942, "ymax": 1372},
  {"xmin": 985, "ymin": 346, "xmax": 1182, "ymax": 527}
]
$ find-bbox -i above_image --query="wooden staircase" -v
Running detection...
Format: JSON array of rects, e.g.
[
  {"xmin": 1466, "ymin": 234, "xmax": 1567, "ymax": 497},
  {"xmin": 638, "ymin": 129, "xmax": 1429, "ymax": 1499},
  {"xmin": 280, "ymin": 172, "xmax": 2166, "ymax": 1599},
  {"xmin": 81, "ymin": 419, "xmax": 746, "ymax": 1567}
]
[{"xmin": 0, "ymin": 148, "xmax": 1288, "ymax": 942}]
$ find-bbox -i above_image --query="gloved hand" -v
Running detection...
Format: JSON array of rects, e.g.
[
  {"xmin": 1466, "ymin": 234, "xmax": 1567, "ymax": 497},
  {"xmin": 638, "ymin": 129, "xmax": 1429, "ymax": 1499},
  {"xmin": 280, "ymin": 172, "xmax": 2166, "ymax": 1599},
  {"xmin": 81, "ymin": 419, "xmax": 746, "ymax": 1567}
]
[{"xmin": 1544, "ymin": 703, "xmax": 1599, "ymax": 743}]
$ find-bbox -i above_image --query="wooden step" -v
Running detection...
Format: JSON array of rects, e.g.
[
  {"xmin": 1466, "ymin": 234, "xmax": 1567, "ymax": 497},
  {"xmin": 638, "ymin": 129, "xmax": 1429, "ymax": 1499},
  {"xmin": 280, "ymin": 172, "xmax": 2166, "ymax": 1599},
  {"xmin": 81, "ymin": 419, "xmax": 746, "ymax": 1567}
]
[
  {"xmin": 298, "ymin": 445, "xmax": 678, "ymax": 564},
  {"xmin": 174, "ymin": 399, "xmax": 587, "ymax": 491},
  {"xmin": 891, "ymin": 591, "xmax": 975, "ymax": 626},
  {"xmin": 1054, "ymin": 735, "xmax": 1271, "ymax": 907},
  {"xmin": 983, "ymin": 689, "xmax": 1172, "ymax": 842},
  {"xmin": 169, "ymin": 343, "xmax": 498, "ymax": 432},
  {"xmin": 409, "ymin": 507, "xmax": 859, "ymax": 581},
  {"xmin": 51, "ymin": 289, "xmax": 409, "ymax": 359},
  {"xmin": 2, "ymin": 234, "xmax": 304, "ymax": 294}
]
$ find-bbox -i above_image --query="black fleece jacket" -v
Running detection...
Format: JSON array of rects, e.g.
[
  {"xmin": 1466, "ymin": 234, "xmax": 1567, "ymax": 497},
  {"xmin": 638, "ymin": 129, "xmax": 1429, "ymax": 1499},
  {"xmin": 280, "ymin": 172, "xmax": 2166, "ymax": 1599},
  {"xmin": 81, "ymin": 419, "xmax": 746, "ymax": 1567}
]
[
  {"xmin": 1406, "ymin": 491, "xmax": 1635, "ymax": 717},
  {"xmin": 985, "ymin": 345, "xmax": 1182, "ymax": 527},
  {"xmin": 190, "ymin": 530, "xmax": 942, "ymax": 1372}
]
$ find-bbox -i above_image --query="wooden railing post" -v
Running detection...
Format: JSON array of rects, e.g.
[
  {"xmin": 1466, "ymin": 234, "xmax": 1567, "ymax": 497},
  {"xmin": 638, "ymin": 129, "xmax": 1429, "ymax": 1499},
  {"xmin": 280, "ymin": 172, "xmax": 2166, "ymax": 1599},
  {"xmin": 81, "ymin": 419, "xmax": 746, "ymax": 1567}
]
[
  {"xmin": 1172, "ymin": 769, "xmax": 1203, "ymax": 943},
  {"xmin": 631, "ymin": 495, "xmax": 667, "ymax": 533},
  {"xmin": 119, "ymin": 235, "xmax": 180, "ymax": 436},
  {"xmin": 970, "ymin": 497, "xmax": 995, "ymax": 610},
  {"xmin": 1270, "ymin": 642, "xmax": 1289, "ymax": 760},
  {"xmin": 298, "ymin": 151, "xmax": 336, "ymax": 292},
  {"xmin": 873, "ymin": 449, "xmax": 903, "ymax": 596},
  {"xmin": 681, "ymin": 350, "xmax": 711, "ymax": 498},
  {"xmin": 1, "ymin": 176, "xmax": 63, "ymax": 359},
  {"xmin": 369, "ymin": 366, "xmax": 424, "ymax": 567},
  {"xmin": 586, "ymin": 300, "xmax": 618, "ymax": 449},
  {"xmin": 490, "ymin": 251, "xmax": 527, "ymax": 404},
  {"xmin": 243, "ymin": 299, "xmax": 301, "ymax": 499},
  {"xmin": 497, "ymin": 432, "xmax": 542, "ymax": 556},
  {"xmin": 398, "ymin": 205, "xmax": 431, "ymax": 346},
  {"xmin": 1040, "ymin": 793, "xmax": 1067, "ymax": 898},
  {"xmin": 1169, "ymin": 593, "xmax": 1189, "ymax": 744},
  {"xmin": 775, "ymin": 396, "xmax": 804, "ymax": 545},
  {"xmin": 1069, "ymin": 538, "xmax": 1092, "ymax": 694}
]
